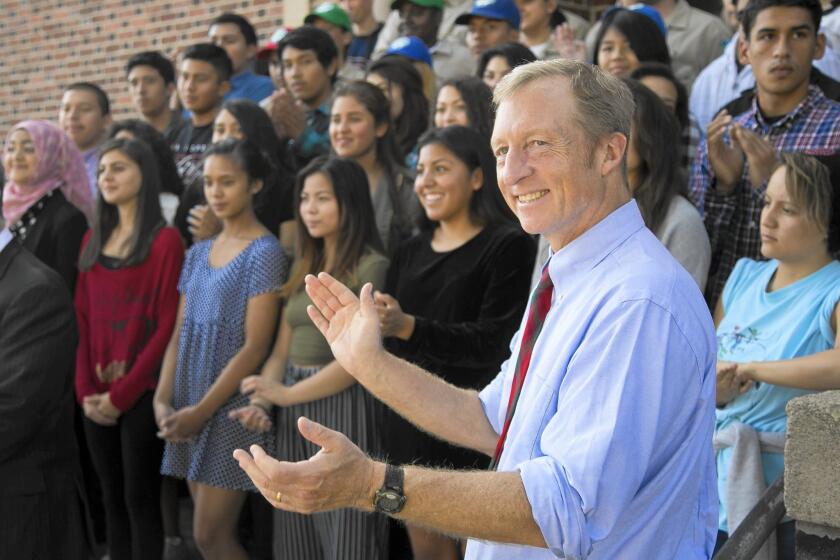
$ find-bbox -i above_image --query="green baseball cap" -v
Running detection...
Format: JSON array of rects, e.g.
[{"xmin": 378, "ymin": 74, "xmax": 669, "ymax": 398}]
[
  {"xmin": 390, "ymin": 0, "xmax": 445, "ymax": 11},
  {"xmin": 304, "ymin": 2, "xmax": 352, "ymax": 32}
]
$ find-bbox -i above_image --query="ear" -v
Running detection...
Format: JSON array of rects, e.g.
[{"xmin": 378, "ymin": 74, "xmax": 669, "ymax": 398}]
[
  {"xmin": 470, "ymin": 166, "xmax": 483, "ymax": 191},
  {"xmin": 737, "ymin": 34, "xmax": 750, "ymax": 66},
  {"xmin": 375, "ymin": 120, "xmax": 388, "ymax": 139},
  {"xmin": 327, "ymin": 58, "xmax": 339, "ymax": 79},
  {"xmin": 166, "ymin": 82, "xmax": 176, "ymax": 98},
  {"xmin": 250, "ymin": 178, "xmax": 264, "ymax": 195},
  {"xmin": 814, "ymin": 32, "xmax": 826, "ymax": 61},
  {"xmin": 600, "ymin": 131, "xmax": 627, "ymax": 178}
]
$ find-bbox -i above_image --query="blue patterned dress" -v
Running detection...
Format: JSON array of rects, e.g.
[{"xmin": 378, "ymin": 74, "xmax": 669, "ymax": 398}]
[{"xmin": 161, "ymin": 235, "xmax": 287, "ymax": 491}]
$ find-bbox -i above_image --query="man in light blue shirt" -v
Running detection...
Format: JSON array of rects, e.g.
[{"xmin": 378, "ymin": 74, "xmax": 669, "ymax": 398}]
[{"xmin": 234, "ymin": 59, "xmax": 718, "ymax": 559}]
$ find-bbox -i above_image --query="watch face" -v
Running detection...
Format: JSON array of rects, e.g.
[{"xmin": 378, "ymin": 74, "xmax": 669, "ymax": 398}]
[{"xmin": 375, "ymin": 489, "xmax": 406, "ymax": 513}]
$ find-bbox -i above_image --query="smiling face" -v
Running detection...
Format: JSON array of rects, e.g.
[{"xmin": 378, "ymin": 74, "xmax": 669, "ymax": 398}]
[
  {"xmin": 59, "ymin": 89, "xmax": 110, "ymax": 152},
  {"xmin": 434, "ymin": 85, "xmax": 469, "ymax": 128},
  {"xmin": 98, "ymin": 149, "xmax": 143, "ymax": 207},
  {"xmin": 3, "ymin": 129, "xmax": 38, "ymax": 186},
  {"xmin": 491, "ymin": 78, "xmax": 616, "ymax": 249},
  {"xmin": 329, "ymin": 94, "xmax": 384, "ymax": 160},
  {"xmin": 759, "ymin": 165, "xmax": 828, "ymax": 262},
  {"xmin": 516, "ymin": 0, "xmax": 555, "ymax": 35},
  {"xmin": 414, "ymin": 142, "xmax": 481, "ymax": 224},
  {"xmin": 202, "ymin": 154, "xmax": 259, "ymax": 220},
  {"xmin": 299, "ymin": 171, "xmax": 341, "ymax": 244},
  {"xmin": 596, "ymin": 26, "xmax": 641, "ymax": 78},
  {"xmin": 212, "ymin": 109, "xmax": 244, "ymax": 143},
  {"xmin": 741, "ymin": 6, "xmax": 823, "ymax": 106},
  {"xmin": 482, "ymin": 55, "xmax": 512, "ymax": 90},
  {"xmin": 467, "ymin": 16, "xmax": 518, "ymax": 58}
]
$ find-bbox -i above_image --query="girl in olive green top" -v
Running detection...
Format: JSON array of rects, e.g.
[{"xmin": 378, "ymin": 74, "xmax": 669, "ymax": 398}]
[{"xmin": 230, "ymin": 156, "xmax": 389, "ymax": 559}]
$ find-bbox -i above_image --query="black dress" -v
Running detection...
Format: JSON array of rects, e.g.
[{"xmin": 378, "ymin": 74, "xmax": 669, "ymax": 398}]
[
  {"xmin": 9, "ymin": 189, "xmax": 88, "ymax": 293},
  {"xmin": 383, "ymin": 223, "xmax": 536, "ymax": 469}
]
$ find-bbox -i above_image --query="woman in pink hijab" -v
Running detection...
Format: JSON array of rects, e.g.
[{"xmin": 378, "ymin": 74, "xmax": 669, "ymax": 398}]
[{"xmin": 3, "ymin": 120, "xmax": 94, "ymax": 290}]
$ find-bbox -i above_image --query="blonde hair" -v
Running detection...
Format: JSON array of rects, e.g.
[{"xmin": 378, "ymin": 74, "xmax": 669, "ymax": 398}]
[
  {"xmin": 493, "ymin": 59, "xmax": 635, "ymax": 150},
  {"xmin": 777, "ymin": 152, "xmax": 832, "ymax": 236}
]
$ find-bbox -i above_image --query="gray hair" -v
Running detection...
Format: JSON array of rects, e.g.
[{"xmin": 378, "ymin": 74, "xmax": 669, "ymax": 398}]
[{"xmin": 493, "ymin": 59, "xmax": 635, "ymax": 151}]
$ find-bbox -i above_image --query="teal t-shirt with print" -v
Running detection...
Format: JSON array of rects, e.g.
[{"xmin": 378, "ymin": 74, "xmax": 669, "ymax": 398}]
[{"xmin": 715, "ymin": 257, "xmax": 840, "ymax": 531}]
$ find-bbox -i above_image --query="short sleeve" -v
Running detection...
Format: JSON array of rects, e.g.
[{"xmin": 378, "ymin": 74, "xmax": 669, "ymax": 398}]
[
  {"xmin": 247, "ymin": 238, "xmax": 288, "ymax": 298},
  {"xmin": 177, "ymin": 243, "xmax": 198, "ymax": 294},
  {"xmin": 818, "ymin": 281, "xmax": 840, "ymax": 345}
]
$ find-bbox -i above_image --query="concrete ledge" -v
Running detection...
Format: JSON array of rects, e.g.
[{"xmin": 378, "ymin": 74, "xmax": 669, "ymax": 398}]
[{"xmin": 785, "ymin": 391, "xmax": 840, "ymax": 528}]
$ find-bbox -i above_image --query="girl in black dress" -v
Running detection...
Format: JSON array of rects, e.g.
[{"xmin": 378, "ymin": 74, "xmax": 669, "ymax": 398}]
[{"xmin": 374, "ymin": 126, "xmax": 536, "ymax": 560}]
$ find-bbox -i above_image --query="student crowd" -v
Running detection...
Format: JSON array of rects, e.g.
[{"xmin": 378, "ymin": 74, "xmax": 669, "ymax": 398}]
[{"xmin": 1, "ymin": 0, "xmax": 839, "ymax": 559}]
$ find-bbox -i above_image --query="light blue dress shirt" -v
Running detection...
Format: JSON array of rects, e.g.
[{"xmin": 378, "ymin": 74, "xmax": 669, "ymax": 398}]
[
  {"xmin": 470, "ymin": 201, "xmax": 718, "ymax": 559},
  {"xmin": 83, "ymin": 146, "xmax": 100, "ymax": 200}
]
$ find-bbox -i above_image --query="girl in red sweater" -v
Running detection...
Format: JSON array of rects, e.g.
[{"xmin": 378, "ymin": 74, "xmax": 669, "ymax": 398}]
[{"xmin": 75, "ymin": 137, "xmax": 184, "ymax": 560}]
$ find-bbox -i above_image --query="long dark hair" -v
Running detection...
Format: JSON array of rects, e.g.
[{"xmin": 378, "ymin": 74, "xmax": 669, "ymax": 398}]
[
  {"xmin": 624, "ymin": 79, "xmax": 685, "ymax": 234},
  {"xmin": 436, "ymin": 77, "xmax": 495, "ymax": 141},
  {"xmin": 415, "ymin": 126, "xmax": 516, "ymax": 231},
  {"xmin": 79, "ymin": 138, "xmax": 165, "ymax": 270},
  {"xmin": 329, "ymin": 81, "xmax": 413, "ymax": 246},
  {"xmin": 203, "ymin": 137, "xmax": 273, "ymax": 188},
  {"xmin": 282, "ymin": 156, "xmax": 384, "ymax": 297},
  {"xmin": 108, "ymin": 119, "xmax": 184, "ymax": 197},
  {"xmin": 594, "ymin": 9, "xmax": 671, "ymax": 68},
  {"xmin": 366, "ymin": 57, "xmax": 429, "ymax": 158},
  {"xmin": 629, "ymin": 62, "xmax": 689, "ymax": 130}
]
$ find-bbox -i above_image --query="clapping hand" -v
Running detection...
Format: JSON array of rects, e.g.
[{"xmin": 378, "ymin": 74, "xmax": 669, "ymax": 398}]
[
  {"xmin": 733, "ymin": 127, "xmax": 778, "ymax": 187},
  {"xmin": 716, "ymin": 361, "xmax": 754, "ymax": 407},
  {"xmin": 187, "ymin": 204, "xmax": 222, "ymax": 243},
  {"xmin": 304, "ymin": 273, "xmax": 384, "ymax": 378},
  {"xmin": 373, "ymin": 291, "xmax": 415, "ymax": 340},
  {"xmin": 707, "ymin": 110, "xmax": 745, "ymax": 192}
]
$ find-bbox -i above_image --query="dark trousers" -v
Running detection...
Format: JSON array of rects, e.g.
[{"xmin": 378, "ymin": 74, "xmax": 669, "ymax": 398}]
[
  {"xmin": 83, "ymin": 391, "xmax": 164, "ymax": 560},
  {"xmin": 713, "ymin": 520, "xmax": 796, "ymax": 559}
]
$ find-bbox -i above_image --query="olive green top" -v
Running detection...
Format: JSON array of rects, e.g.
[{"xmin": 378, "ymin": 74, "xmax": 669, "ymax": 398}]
[{"xmin": 285, "ymin": 250, "xmax": 389, "ymax": 366}]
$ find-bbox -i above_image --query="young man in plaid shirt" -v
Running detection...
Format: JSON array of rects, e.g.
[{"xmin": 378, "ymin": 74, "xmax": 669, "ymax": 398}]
[{"xmin": 688, "ymin": 0, "xmax": 840, "ymax": 308}]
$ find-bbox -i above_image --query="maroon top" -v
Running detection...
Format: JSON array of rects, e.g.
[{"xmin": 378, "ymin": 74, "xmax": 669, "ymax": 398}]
[{"xmin": 75, "ymin": 227, "xmax": 184, "ymax": 411}]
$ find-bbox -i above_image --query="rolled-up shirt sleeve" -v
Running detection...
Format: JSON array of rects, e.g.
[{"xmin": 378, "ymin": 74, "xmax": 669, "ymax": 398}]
[{"xmin": 515, "ymin": 298, "xmax": 705, "ymax": 559}]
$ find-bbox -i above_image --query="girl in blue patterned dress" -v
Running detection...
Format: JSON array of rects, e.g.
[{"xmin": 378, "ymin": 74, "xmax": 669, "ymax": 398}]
[
  {"xmin": 154, "ymin": 138, "xmax": 288, "ymax": 559},
  {"xmin": 713, "ymin": 153, "xmax": 840, "ymax": 558}
]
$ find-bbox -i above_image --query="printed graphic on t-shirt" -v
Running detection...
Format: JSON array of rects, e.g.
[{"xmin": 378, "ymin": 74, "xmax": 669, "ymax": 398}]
[{"xmin": 717, "ymin": 325, "xmax": 765, "ymax": 357}]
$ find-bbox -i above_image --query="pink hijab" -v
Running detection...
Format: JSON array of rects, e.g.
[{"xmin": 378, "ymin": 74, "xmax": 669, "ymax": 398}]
[{"xmin": 2, "ymin": 120, "xmax": 95, "ymax": 226}]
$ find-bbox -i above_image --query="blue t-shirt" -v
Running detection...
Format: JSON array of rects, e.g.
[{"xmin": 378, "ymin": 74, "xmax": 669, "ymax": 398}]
[
  {"xmin": 226, "ymin": 69, "xmax": 274, "ymax": 103},
  {"xmin": 715, "ymin": 257, "xmax": 840, "ymax": 530}
]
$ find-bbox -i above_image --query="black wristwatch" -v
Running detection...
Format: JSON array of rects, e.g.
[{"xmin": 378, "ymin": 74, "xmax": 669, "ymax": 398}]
[{"xmin": 373, "ymin": 464, "xmax": 406, "ymax": 514}]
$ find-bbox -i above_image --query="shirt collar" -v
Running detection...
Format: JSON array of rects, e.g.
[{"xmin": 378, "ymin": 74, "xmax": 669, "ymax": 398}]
[
  {"xmin": 547, "ymin": 200, "xmax": 645, "ymax": 292},
  {"xmin": 666, "ymin": 0, "xmax": 691, "ymax": 30},
  {"xmin": 749, "ymin": 85, "xmax": 824, "ymax": 131},
  {"xmin": 0, "ymin": 228, "xmax": 12, "ymax": 254}
]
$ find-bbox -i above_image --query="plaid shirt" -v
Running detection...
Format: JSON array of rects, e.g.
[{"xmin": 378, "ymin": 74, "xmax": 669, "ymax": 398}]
[{"xmin": 688, "ymin": 85, "xmax": 840, "ymax": 308}]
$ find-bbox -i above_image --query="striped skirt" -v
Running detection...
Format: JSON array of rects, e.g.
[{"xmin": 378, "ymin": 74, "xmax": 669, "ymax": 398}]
[{"xmin": 273, "ymin": 363, "xmax": 389, "ymax": 560}]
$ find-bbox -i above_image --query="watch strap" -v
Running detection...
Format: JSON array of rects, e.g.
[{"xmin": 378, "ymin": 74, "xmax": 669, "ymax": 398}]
[{"xmin": 384, "ymin": 463, "xmax": 404, "ymax": 494}]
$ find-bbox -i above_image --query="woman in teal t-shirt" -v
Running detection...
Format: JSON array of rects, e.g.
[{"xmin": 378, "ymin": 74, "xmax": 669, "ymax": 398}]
[{"xmin": 712, "ymin": 153, "xmax": 840, "ymax": 558}]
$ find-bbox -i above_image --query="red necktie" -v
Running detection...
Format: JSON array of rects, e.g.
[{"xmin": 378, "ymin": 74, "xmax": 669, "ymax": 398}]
[{"xmin": 490, "ymin": 265, "xmax": 554, "ymax": 470}]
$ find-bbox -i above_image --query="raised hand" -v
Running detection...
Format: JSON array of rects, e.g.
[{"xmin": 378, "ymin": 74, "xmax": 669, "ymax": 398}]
[
  {"xmin": 187, "ymin": 204, "xmax": 222, "ymax": 243},
  {"xmin": 267, "ymin": 88, "xmax": 307, "ymax": 141},
  {"xmin": 234, "ymin": 416, "xmax": 379, "ymax": 514},
  {"xmin": 733, "ymin": 127, "xmax": 777, "ymax": 187},
  {"xmin": 305, "ymin": 273, "xmax": 383, "ymax": 377},
  {"xmin": 706, "ymin": 110, "xmax": 745, "ymax": 193},
  {"xmin": 552, "ymin": 23, "xmax": 586, "ymax": 61}
]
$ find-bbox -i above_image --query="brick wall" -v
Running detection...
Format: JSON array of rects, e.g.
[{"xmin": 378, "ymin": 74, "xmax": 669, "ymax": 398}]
[{"xmin": 0, "ymin": 0, "xmax": 316, "ymax": 138}]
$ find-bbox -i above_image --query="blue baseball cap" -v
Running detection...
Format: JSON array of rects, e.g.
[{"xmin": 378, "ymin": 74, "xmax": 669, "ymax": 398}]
[
  {"xmin": 454, "ymin": 0, "xmax": 521, "ymax": 30},
  {"xmin": 385, "ymin": 36, "xmax": 433, "ymax": 67},
  {"xmin": 607, "ymin": 4, "xmax": 667, "ymax": 38}
]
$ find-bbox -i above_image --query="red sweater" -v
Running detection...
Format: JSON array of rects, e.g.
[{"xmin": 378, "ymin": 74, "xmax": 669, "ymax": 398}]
[{"xmin": 75, "ymin": 227, "xmax": 184, "ymax": 411}]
